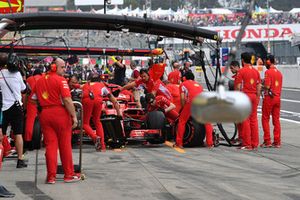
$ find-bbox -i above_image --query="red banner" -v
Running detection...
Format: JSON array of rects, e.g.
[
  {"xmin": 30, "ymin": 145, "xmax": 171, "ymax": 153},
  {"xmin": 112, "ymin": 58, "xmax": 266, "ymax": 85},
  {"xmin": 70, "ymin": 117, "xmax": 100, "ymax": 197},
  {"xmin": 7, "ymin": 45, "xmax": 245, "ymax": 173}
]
[{"xmin": 0, "ymin": 0, "xmax": 24, "ymax": 14}]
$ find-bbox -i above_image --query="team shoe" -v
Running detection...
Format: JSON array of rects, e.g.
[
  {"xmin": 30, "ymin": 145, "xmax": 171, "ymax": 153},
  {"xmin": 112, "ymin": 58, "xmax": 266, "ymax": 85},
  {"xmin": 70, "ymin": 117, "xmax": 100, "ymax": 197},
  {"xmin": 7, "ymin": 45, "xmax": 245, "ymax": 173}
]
[
  {"xmin": 101, "ymin": 145, "xmax": 106, "ymax": 152},
  {"xmin": 173, "ymin": 143, "xmax": 184, "ymax": 149},
  {"xmin": 16, "ymin": 159, "xmax": 28, "ymax": 168},
  {"xmin": 46, "ymin": 176, "xmax": 56, "ymax": 184},
  {"xmin": 94, "ymin": 136, "xmax": 101, "ymax": 151},
  {"xmin": 237, "ymin": 146, "xmax": 253, "ymax": 151},
  {"xmin": 260, "ymin": 142, "xmax": 272, "ymax": 148},
  {"xmin": 272, "ymin": 143, "xmax": 281, "ymax": 148},
  {"xmin": 64, "ymin": 173, "xmax": 81, "ymax": 183}
]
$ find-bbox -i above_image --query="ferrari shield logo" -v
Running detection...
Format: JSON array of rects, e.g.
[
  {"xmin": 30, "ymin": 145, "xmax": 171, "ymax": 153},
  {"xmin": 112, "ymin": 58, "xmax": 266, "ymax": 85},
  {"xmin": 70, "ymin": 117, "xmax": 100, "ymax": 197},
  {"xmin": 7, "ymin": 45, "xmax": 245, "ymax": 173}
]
[
  {"xmin": 250, "ymin": 79, "xmax": 254, "ymax": 85},
  {"xmin": 42, "ymin": 91, "xmax": 49, "ymax": 100}
]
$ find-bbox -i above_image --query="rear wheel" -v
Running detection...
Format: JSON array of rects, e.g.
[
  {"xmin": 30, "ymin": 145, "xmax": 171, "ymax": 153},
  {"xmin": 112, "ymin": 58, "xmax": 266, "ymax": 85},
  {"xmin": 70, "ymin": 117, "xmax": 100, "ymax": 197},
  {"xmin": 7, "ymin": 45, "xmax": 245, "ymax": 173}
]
[{"xmin": 176, "ymin": 118, "xmax": 206, "ymax": 147}]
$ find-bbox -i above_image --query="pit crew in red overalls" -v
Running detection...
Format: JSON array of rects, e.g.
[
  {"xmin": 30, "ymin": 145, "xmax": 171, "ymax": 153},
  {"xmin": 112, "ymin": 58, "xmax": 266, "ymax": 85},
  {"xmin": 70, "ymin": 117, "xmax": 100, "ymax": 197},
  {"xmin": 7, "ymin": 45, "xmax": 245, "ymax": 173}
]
[
  {"xmin": 261, "ymin": 54, "xmax": 283, "ymax": 148},
  {"xmin": 230, "ymin": 61, "xmax": 243, "ymax": 145},
  {"xmin": 145, "ymin": 93, "xmax": 179, "ymax": 124},
  {"xmin": 24, "ymin": 69, "xmax": 42, "ymax": 142},
  {"xmin": 34, "ymin": 58, "xmax": 80, "ymax": 184},
  {"xmin": 168, "ymin": 61, "xmax": 181, "ymax": 85},
  {"xmin": 82, "ymin": 74, "xmax": 122, "ymax": 151},
  {"xmin": 166, "ymin": 61, "xmax": 182, "ymax": 113},
  {"xmin": 118, "ymin": 69, "xmax": 173, "ymax": 101},
  {"xmin": 235, "ymin": 52, "xmax": 262, "ymax": 150},
  {"xmin": 175, "ymin": 71, "xmax": 213, "ymax": 149}
]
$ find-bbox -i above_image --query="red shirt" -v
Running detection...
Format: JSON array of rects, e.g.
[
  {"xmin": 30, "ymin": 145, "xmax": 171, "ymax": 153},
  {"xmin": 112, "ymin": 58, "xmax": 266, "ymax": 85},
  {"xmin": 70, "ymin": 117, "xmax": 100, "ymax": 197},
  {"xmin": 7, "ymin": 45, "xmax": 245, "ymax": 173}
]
[
  {"xmin": 35, "ymin": 72, "xmax": 71, "ymax": 107},
  {"xmin": 264, "ymin": 65, "xmax": 282, "ymax": 97},
  {"xmin": 155, "ymin": 95, "xmax": 171, "ymax": 109},
  {"xmin": 135, "ymin": 78, "xmax": 172, "ymax": 100},
  {"xmin": 180, "ymin": 80, "xmax": 203, "ymax": 103},
  {"xmin": 235, "ymin": 64, "xmax": 261, "ymax": 94},
  {"xmin": 82, "ymin": 82, "xmax": 110, "ymax": 100},
  {"xmin": 26, "ymin": 74, "xmax": 42, "ymax": 101},
  {"xmin": 149, "ymin": 63, "xmax": 166, "ymax": 81},
  {"xmin": 166, "ymin": 83, "xmax": 181, "ymax": 112},
  {"xmin": 150, "ymin": 95, "xmax": 179, "ymax": 122},
  {"xmin": 168, "ymin": 69, "xmax": 181, "ymax": 84}
]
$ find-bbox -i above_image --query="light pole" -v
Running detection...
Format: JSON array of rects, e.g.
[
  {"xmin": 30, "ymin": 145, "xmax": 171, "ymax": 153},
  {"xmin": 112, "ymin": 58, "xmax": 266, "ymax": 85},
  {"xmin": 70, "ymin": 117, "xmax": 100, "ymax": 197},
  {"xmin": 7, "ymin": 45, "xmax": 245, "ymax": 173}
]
[
  {"xmin": 267, "ymin": 0, "xmax": 270, "ymax": 53},
  {"xmin": 104, "ymin": 0, "xmax": 111, "ymax": 14}
]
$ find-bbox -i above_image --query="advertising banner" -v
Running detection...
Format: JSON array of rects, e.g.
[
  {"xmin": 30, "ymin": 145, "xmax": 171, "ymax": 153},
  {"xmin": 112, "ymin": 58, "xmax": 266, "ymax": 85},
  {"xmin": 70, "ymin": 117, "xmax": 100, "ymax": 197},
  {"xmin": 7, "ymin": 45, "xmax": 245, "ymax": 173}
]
[
  {"xmin": 202, "ymin": 24, "xmax": 300, "ymax": 42},
  {"xmin": 75, "ymin": 0, "xmax": 123, "ymax": 6}
]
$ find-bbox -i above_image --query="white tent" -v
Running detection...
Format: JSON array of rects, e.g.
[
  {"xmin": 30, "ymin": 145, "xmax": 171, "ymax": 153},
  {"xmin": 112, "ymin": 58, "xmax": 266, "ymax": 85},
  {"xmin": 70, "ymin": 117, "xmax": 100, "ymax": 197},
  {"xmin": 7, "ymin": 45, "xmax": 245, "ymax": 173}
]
[
  {"xmin": 151, "ymin": 7, "xmax": 162, "ymax": 17},
  {"xmin": 107, "ymin": 7, "xmax": 120, "ymax": 15},
  {"xmin": 120, "ymin": 7, "xmax": 129, "ymax": 15},
  {"xmin": 128, "ymin": 7, "xmax": 142, "ymax": 16},
  {"xmin": 289, "ymin": 8, "xmax": 300, "ymax": 13},
  {"xmin": 255, "ymin": 6, "xmax": 267, "ymax": 13},
  {"xmin": 95, "ymin": 8, "xmax": 104, "ymax": 14},
  {"xmin": 269, "ymin": 6, "xmax": 283, "ymax": 13},
  {"xmin": 210, "ymin": 8, "xmax": 233, "ymax": 14}
]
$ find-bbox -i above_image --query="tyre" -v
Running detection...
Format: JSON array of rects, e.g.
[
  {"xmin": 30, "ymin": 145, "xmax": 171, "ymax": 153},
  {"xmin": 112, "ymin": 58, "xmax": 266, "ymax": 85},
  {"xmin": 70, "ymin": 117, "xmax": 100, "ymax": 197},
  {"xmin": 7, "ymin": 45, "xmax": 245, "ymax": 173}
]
[
  {"xmin": 31, "ymin": 117, "xmax": 42, "ymax": 150},
  {"xmin": 176, "ymin": 118, "xmax": 206, "ymax": 147},
  {"xmin": 146, "ymin": 111, "xmax": 166, "ymax": 129},
  {"xmin": 146, "ymin": 111, "xmax": 166, "ymax": 144}
]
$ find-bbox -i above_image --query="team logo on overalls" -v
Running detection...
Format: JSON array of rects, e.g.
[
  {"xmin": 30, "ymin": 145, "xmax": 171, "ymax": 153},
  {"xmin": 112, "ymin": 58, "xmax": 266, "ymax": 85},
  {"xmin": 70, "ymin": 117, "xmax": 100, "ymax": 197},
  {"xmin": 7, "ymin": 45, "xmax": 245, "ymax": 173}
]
[
  {"xmin": 275, "ymin": 80, "xmax": 279, "ymax": 87},
  {"xmin": 42, "ymin": 91, "xmax": 49, "ymax": 99},
  {"xmin": 250, "ymin": 79, "xmax": 254, "ymax": 85}
]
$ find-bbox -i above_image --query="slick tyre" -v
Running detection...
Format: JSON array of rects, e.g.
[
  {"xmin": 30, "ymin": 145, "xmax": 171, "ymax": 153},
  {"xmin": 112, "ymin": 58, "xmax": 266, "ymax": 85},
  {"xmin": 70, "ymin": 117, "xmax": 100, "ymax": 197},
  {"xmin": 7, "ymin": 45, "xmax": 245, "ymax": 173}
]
[
  {"xmin": 31, "ymin": 117, "xmax": 42, "ymax": 150},
  {"xmin": 146, "ymin": 111, "xmax": 166, "ymax": 144},
  {"xmin": 177, "ymin": 118, "xmax": 206, "ymax": 147}
]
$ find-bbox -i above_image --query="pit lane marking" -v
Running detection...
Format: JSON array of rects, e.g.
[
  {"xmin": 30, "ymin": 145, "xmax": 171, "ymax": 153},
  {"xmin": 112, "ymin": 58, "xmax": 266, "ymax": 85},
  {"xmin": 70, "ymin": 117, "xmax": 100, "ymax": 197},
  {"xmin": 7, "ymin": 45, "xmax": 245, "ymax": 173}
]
[
  {"xmin": 281, "ymin": 99, "xmax": 300, "ymax": 103},
  {"xmin": 164, "ymin": 141, "xmax": 186, "ymax": 153}
]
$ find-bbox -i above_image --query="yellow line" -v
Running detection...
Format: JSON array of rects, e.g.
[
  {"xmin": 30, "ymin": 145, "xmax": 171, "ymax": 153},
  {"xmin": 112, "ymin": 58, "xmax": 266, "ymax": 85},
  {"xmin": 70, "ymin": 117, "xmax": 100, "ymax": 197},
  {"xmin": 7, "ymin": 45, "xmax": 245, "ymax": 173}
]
[{"xmin": 164, "ymin": 141, "xmax": 186, "ymax": 153}]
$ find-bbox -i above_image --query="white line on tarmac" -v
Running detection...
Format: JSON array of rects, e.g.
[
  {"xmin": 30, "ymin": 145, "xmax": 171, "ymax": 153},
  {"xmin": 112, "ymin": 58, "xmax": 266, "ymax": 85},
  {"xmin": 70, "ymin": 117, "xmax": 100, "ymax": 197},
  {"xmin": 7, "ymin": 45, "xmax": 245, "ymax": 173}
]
[
  {"xmin": 257, "ymin": 106, "xmax": 300, "ymax": 124},
  {"xmin": 281, "ymin": 99, "xmax": 300, "ymax": 103},
  {"xmin": 282, "ymin": 88, "xmax": 300, "ymax": 92},
  {"xmin": 258, "ymin": 106, "xmax": 300, "ymax": 115},
  {"xmin": 257, "ymin": 113, "xmax": 300, "ymax": 125}
]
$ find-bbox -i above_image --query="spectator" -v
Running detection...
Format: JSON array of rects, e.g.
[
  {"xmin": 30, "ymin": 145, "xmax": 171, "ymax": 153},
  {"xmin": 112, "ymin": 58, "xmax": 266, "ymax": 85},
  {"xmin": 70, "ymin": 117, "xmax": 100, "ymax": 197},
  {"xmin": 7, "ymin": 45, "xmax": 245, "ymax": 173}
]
[{"xmin": 0, "ymin": 53, "xmax": 27, "ymax": 168}]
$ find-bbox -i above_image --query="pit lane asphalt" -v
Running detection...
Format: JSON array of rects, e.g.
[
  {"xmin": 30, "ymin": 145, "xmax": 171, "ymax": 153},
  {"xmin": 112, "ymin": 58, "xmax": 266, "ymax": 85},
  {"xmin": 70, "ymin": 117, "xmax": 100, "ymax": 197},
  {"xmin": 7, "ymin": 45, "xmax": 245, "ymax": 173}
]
[{"xmin": 1, "ymin": 117, "xmax": 300, "ymax": 200}]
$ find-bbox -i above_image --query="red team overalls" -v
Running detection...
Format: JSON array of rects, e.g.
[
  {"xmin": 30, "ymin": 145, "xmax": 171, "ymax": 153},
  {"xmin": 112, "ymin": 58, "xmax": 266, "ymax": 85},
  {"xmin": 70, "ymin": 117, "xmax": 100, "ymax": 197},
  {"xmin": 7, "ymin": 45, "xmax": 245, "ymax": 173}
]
[
  {"xmin": 262, "ymin": 65, "xmax": 282, "ymax": 146},
  {"xmin": 135, "ymin": 78, "xmax": 173, "ymax": 101},
  {"xmin": 35, "ymin": 72, "xmax": 76, "ymax": 180},
  {"xmin": 166, "ymin": 84, "xmax": 181, "ymax": 113},
  {"xmin": 151, "ymin": 95, "xmax": 179, "ymax": 123},
  {"xmin": 82, "ymin": 82, "xmax": 110, "ymax": 149},
  {"xmin": 235, "ymin": 64, "xmax": 261, "ymax": 149},
  {"xmin": 176, "ymin": 80, "xmax": 213, "ymax": 147},
  {"xmin": 149, "ymin": 63, "xmax": 166, "ymax": 81},
  {"xmin": 25, "ymin": 74, "xmax": 42, "ymax": 141},
  {"xmin": 168, "ymin": 69, "xmax": 181, "ymax": 85}
]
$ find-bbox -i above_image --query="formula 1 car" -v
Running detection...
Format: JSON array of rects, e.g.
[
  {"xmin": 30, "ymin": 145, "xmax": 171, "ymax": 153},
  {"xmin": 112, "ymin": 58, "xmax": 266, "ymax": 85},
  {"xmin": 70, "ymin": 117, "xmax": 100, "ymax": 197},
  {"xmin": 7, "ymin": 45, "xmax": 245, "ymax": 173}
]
[
  {"xmin": 70, "ymin": 83, "xmax": 207, "ymax": 148},
  {"xmin": 99, "ymin": 84, "xmax": 207, "ymax": 148}
]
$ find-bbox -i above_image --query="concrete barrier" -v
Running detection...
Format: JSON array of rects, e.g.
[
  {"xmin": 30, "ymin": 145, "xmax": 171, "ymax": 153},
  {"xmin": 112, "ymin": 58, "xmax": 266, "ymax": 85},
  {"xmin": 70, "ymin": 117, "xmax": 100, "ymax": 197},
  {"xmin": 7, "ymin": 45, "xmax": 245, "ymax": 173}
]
[{"xmin": 277, "ymin": 65, "xmax": 300, "ymax": 89}]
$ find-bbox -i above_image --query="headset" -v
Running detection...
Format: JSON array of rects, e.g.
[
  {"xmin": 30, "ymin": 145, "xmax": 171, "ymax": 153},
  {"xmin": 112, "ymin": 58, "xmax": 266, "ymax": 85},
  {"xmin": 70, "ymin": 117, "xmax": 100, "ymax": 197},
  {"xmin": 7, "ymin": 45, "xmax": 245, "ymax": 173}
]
[
  {"xmin": 265, "ymin": 54, "xmax": 274, "ymax": 66},
  {"xmin": 48, "ymin": 57, "xmax": 58, "ymax": 72}
]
